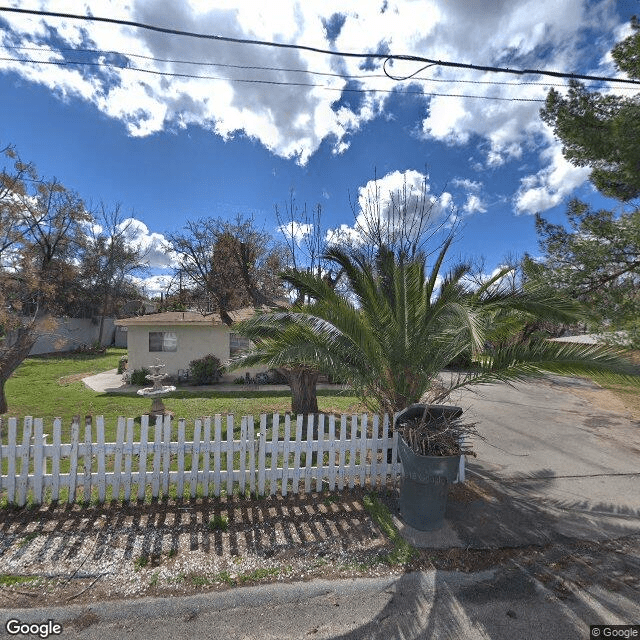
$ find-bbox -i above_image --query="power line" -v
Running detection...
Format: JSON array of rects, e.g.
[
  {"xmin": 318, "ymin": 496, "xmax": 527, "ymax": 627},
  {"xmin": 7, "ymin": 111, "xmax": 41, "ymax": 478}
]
[
  {"xmin": 0, "ymin": 55, "xmax": 546, "ymax": 102},
  {"xmin": 1, "ymin": 6, "xmax": 639, "ymax": 87},
  {"xmin": 5, "ymin": 43, "xmax": 637, "ymax": 91}
]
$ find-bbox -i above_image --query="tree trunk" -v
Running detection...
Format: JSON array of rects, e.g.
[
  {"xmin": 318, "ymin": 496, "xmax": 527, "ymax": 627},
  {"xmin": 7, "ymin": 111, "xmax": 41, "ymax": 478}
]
[
  {"xmin": 0, "ymin": 327, "xmax": 38, "ymax": 414},
  {"xmin": 287, "ymin": 367, "xmax": 319, "ymax": 415}
]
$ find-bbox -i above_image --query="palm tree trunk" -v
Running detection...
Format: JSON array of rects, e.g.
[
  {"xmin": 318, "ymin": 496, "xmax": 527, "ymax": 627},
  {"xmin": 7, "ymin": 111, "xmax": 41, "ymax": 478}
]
[{"xmin": 287, "ymin": 367, "xmax": 319, "ymax": 415}]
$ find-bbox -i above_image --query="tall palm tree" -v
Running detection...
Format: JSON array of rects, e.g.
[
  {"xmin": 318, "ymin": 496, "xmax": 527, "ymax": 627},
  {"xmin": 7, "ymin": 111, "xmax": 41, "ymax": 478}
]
[{"xmin": 230, "ymin": 240, "xmax": 637, "ymax": 416}]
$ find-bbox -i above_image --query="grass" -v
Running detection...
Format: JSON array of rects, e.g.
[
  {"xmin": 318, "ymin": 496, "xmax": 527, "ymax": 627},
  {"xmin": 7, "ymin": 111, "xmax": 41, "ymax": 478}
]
[
  {"xmin": 363, "ymin": 492, "xmax": 417, "ymax": 565},
  {"xmin": 207, "ymin": 514, "xmax": 229, "ymax": 531},
  {"xmin": 2, "ymin": 348, "xmax": 368, "ymax": 442},
  {"xmin": 0, "ymin": 574, "xmax": 40, "ymax": 586}
]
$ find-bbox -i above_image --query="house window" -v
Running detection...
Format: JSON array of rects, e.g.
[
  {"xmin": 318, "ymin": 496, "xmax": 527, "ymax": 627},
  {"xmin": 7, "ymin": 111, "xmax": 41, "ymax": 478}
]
[
  {"xmin": 229, "ymin": 332, "xmax": 251, "ymax": 357},
  {"xmin": 149, "ymin": 331, "xmax": 177, "ymax": 352}
]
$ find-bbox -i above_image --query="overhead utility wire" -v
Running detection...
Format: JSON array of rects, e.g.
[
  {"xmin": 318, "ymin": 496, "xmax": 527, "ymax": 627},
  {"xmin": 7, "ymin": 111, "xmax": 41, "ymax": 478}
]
[
  {"xmin": 0, "ymin": 55, "xmax": 545, "ymax": 101},
  {"xmin": 1, "ymin": 6, "xmax": 639, "ymax": 87},
  {"xmin": 5, "ymin": 44, "xmax": 637, "ymax": 90}
]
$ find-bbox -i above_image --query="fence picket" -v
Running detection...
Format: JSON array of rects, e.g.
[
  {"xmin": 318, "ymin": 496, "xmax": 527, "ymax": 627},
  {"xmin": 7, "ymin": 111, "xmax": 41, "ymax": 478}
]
[
  {"xmin": 269, "ymin": 414, "xmax": 279, "ymax": 496},
  {"xmin": 337, "ymin": 415, "xmax": 346, "ymax": 491},
  {"xmin": 239, "ymin": 417, "xmax": 247, "ymax": 494},
  {"xmin": 97, "ymin": 416, "xmax": 106, "ymax": 503},
  {"xmin": 177, "ymin": 419, "xmax": 185, "ymax": 498},
  {"xmin": 348, "ymin": 415, "xmax": 357, "ymax": 490},
  {"xmin": 358, "ymin": 414, "xmax": 368, "ymax": 488},
  {"xmin": 161, "ymin": 416, "xmax": 171, "ymax": 498},
  {"xmin": 0, "ymin": 412, "xmax": 408, "ymax": 506},
  {"xmin": 151, "ymin": 420, "xmax": 161, "ymax": 499},
  {"xmin": 226, "ymin": 415, "xmax": 234, "ymax": 495},
  {"xmin": 191, "ymin": 419, "xmax": 201, "ymax": 499},
  {"xmin": 83, "ymin": 416, "xmax": 93, "ymax": 502},
  {"xmin": 113, "ymin": 417, "xmax": 124, "ymax": 501},
  {"xmin": 6, "ymin": 417, "xmax": 17, "ymax": 503},
  {"xmin": 68, "ymin": 417, "xmax": 79, "ymax": 504},
  {"xmin": 138, "ymin": 416, "xmax": 149, "ymax": 501},
  {"xmin": 304, "ymin": 415, "xmax": 314, "ymax": 493},
  {"xmin": 33, "ymin": 418, "xmax": 45, "ymax": 504},
  {"xmin": 123, "ymin": 418, "xmax": 133, "ymax": 501},
  {"xmin": 51, "ymin": 419, "xmax": 61, "ymax": 502},
  {"xmin": 292, "ymin": 415, "xmax": 303, "ymax": 494},
  {"xmin": 315, "ymin": 414, "xmax": 325, "ymax": 493},
  {"xmin": 328, "ymin": 415, "xmax": 336, "ymax": 491},
  {"xmin": 370, "ymin": 415, "xmax": 379, "ymax": 489},
  {"xmin": 258, "ymin": 415, "xmax": 267, "ymax": 496},
  {"xmin": 248, "ymin": 416, "xmax": 256, "ymax": 496},
  {"xmin": 381, "ymin": 414, "xmax": 389, "ymax": 484},
  {"xmin": 281, "ymin": 414, "xmax": 291, "ymax": 497},
  {"xmin": 17, "ymin": 417, "xmax": 32, "ymax": 507},
  {"xmin": 213, "ymin": 415, "xmax": 222, "ymax": 497},
  {"xmin": 202, "ymin": 417, "xmax": 211, "ymax": 497}
]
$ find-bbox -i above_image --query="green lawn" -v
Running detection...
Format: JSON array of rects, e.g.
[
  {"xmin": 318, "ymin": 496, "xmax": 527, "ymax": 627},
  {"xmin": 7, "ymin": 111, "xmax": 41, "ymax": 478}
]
[{"xmin": 2, "ymin": 348, "xmax": 368, "ymax": 442}]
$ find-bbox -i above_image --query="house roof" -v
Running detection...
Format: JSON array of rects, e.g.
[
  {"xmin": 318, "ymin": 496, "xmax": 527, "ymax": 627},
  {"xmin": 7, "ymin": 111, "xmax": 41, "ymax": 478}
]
[{"xmin": 114, "ymin": 306, "xmax": 265, "ymax": 327}]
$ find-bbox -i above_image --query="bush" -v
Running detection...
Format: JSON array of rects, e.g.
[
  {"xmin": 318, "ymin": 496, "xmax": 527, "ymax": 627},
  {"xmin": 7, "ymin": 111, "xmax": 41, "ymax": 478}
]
[
  {"xmin": 233, "ymin": 377, "xmax": 245, "ymax": 385},
  {"xmin": 130, "ymin": 368, "xmax": 150, "ymax": 386},
  {"xmin": 189, "ymin": 354, "xmax": 223, "ymax": 385},
  {"xmin": 117, "ymin": 355, "xmax": 128, "ymax": 375}
]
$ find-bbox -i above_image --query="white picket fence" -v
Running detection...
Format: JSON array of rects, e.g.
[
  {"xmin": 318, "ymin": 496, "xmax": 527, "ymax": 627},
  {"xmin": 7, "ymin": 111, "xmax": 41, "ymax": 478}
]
[{"xmin": 0, "ymin": 414, "xmax": 466, "ymax": 506}]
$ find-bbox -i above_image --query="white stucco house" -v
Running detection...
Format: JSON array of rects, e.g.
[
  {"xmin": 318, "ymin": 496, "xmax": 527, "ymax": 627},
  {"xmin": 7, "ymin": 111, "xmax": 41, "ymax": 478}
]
[{"xmin": 114, "ymin": 307, "xmax": 268, "ymax": 382}]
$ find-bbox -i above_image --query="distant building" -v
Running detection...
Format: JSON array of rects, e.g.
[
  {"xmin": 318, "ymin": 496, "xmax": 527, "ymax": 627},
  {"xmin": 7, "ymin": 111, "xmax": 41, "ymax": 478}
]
[{"xmin": 114, "ymin": 307, "xmax": 268, "ymax": 381}]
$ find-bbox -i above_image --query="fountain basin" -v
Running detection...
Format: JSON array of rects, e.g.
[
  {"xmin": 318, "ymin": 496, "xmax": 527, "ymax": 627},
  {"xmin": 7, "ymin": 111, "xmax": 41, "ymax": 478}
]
[{"xmin": 137, "ymin": 386, "xmax": 176, "ymax": 397}]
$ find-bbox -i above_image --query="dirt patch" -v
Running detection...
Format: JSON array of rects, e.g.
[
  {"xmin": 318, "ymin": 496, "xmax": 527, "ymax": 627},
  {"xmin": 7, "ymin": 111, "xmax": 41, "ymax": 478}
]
[
  {"xmin": 564, "ymin": 383, "xmax": 640, "ymax": 421},
  {"xmin": 57, "ymin": 373, "xmax": 95, "ymax": 386}
]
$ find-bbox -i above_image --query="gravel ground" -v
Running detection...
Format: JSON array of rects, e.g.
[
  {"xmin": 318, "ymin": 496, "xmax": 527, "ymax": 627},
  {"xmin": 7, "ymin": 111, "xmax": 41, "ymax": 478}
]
[
  {"xmin": 0, "ymin": 482, "xmax": 522, "ymax": 609},
  {"xmin": 2, "ymin": 480, "xmax": 639, "ymax": 616}
]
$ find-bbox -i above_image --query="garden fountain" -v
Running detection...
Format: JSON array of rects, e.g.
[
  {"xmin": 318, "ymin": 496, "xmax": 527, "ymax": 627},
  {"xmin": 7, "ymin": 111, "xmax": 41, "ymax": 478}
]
[{"xmin": 136, "ymin": 359, "xmax": 176, "ymax": 416}]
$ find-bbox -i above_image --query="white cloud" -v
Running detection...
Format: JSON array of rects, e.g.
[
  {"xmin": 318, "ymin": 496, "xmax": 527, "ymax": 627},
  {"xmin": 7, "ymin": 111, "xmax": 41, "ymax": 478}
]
[
  {"xmin": 462, "ymin": 194, "xmax": 487, "ymax": 215},
  {"xmin": 452, "ymin": 178, "xmax": 482, "ymax": 192},
  {"xmin": 131, "ymin": 272, "xmax": 173, "ymax": 297},
  {"xmin": 326, "ymin": 169, "xmax": 454, "ymax": 246},
  {"xmin": 0, "ymin": 0, "xmax": 623, "ymax": 174},
  {"xmin": 119, "ymin": 218, "xmax": 177, "ymax": 268},
  {"xmin": 514, "ymin": 139, "xmax": 590, "ymax": 214},
  {"xmin": 278, "ymin": 220, "xmax": 313, "ymax": 244}
]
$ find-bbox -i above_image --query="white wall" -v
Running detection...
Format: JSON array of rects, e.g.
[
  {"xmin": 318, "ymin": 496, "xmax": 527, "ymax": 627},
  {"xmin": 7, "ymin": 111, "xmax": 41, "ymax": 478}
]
[
  {"xmin": 7, "ymin": 317, "xmax": 117, "ymax": 355},
  {"xmin": 126, "ymin": 324, "xmax": 266, "ymax": 381}
]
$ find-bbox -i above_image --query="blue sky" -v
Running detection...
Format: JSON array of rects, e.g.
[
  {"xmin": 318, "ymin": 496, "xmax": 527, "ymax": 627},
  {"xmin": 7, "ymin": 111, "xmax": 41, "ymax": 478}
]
[{"xmin": 0, "ymin": 1, "xmax": 636, "ymax": 295}]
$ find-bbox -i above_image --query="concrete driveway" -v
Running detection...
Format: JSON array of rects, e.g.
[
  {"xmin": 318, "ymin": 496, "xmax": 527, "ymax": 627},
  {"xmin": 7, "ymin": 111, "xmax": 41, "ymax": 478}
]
[{"xmin": 4, "ymin": 375, "xmax": 640, "ymax": 639}]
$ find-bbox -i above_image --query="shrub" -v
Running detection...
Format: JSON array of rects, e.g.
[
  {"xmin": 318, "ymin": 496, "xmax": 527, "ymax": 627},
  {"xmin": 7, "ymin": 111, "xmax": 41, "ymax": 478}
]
[
  {"xmin": 117, "ymin": 355, "xmax": 128, "ymax": 374},
  {"xmin": 130, "ymin": 368, "xmax": 150, "ymax": 386},
  {"xmin": 189, "ymin": 354, "xmax": 223, "ymax": 385},
  {"xmin": 233, "ymin": 377, "xmax": 245, "ymax": 385}
]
